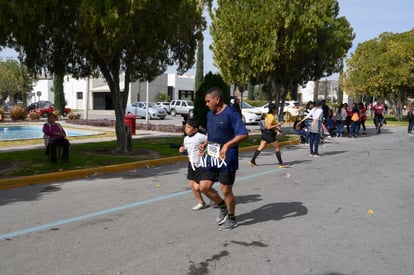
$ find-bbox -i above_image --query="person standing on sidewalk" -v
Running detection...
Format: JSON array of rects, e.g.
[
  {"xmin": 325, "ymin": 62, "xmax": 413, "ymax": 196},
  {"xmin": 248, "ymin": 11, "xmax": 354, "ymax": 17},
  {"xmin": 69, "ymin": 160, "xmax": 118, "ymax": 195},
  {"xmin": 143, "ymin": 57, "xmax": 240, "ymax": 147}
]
[
  {"xmin": 248, "ymin": 103, "xmax": 288, "ymax": 168},
  {"xmin": 359, "ymin": 102, "xmax": 367, "ymax": 135},
  {"xmin": 349, "ymin": 103, "xmax": 361, "ymax": 138},
  {"xmin": 198, "ymin": 87, "xmax": 248, "ymax": 231},
  {"xmin": 303, "ymin": 101, "xmax": 314, "ymax": 144},
  {"xmin": 179, "ymin": 118, "xmax": 209, "ymax": 211},
  {"xmin": 407, "ymin": 102, "xmax": 414, "ymax": 136},
  {"xmin": 335, "ymin": 103, "xmax": 347, "ymax": 137},
  {"xmin": 297, "ymin": 101, "xmax": 323, "ymax": 157},
  {"xmin": 344, "ymin": 103, "xmax": 352, "ymax": 135}
]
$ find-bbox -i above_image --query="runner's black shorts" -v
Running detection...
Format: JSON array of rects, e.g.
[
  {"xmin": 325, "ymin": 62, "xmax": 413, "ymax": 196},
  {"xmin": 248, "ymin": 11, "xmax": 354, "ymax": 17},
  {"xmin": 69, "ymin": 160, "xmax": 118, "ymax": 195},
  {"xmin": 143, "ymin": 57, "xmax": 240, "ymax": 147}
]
[
  {"xmin": 187, "ymin": 163, "xmax": 203, "ymax": 183},
  {"xmin": 199, "ymin": 168, "xmax": 236, "ymax": 185}
]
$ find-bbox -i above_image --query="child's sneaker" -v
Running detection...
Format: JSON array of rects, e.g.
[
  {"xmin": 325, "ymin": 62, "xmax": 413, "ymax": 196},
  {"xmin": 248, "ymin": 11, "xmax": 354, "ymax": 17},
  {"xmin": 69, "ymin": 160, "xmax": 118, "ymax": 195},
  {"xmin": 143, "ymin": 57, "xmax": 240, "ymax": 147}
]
[
  {"xmin": 278, "ymin": 163, "xmax": 289, "ymax": 168},
  {"xmin": 192, "ymin": 203, "xmax": 207, "ymax": 211}
]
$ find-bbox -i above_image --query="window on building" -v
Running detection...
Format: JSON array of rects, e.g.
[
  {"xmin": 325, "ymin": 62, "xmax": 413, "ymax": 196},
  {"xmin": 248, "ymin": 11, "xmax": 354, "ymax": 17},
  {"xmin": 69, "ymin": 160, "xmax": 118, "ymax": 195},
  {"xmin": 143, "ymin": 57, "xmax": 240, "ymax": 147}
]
[
  {"xmin": 178, "ymin": 90, "xmax": 194, "ymax": 101},
  {"xmin": 77, "ymin": 92, "xmax": 83, "ymax": 100},
  {"xmin": 167, "ymin": 86, "xmax": 173, "ymax": 101}
]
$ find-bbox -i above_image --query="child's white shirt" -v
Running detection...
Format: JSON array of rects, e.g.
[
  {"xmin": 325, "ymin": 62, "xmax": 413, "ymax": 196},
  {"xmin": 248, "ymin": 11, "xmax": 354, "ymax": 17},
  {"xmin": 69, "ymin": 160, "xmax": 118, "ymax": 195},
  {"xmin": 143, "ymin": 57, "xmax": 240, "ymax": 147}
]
[{"xmin": 183, "ymin": 132, "xmax": 207, "ymax": 169}]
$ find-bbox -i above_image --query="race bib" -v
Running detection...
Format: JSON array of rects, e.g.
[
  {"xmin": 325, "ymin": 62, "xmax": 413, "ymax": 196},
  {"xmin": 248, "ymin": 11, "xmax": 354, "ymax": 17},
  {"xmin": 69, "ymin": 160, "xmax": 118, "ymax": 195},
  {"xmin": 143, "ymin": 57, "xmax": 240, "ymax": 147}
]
[{"xmin": 206, "ymin": 143, "xmax": 221, "ymax": 158}]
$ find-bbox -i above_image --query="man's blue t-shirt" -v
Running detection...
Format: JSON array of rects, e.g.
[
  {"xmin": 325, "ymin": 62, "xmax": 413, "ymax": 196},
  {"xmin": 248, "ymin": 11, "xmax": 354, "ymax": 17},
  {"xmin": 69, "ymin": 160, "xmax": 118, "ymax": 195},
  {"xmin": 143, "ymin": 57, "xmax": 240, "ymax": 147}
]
[{"xmin": 205, "ymin": 105, "xmax": 248, "ymax": 172}]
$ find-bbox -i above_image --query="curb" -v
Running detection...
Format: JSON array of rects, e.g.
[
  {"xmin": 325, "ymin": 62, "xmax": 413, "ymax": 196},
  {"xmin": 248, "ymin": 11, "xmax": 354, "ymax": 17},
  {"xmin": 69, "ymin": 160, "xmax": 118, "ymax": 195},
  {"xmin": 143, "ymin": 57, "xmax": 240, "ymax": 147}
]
[{"xmin": 0, "ymin": 139, "xmax": 299, "ymax": 190}]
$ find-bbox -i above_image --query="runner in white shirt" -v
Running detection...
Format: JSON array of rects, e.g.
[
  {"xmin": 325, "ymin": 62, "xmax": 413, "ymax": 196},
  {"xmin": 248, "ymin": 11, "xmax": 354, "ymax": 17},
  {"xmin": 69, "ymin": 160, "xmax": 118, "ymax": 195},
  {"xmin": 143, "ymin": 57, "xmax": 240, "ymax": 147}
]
[{"xmin": 179, "ymin": 118, "xmax": 209, "ymax": 211}]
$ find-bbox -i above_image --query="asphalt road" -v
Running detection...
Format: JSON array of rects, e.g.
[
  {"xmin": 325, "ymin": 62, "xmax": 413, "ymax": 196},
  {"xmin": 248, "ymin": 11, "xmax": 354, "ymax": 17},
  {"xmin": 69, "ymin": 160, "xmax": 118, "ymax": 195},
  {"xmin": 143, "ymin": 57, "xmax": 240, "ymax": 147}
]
[{"xmin": 0, "ymin": 125, "xmax": 413, "ymax": 274}]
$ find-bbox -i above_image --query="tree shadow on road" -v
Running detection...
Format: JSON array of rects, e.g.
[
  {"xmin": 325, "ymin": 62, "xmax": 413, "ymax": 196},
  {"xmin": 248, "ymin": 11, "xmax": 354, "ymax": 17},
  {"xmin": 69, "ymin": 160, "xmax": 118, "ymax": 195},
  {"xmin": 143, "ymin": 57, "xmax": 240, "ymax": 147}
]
[{"xmin": 237, "ymin": 201, "xmax": 308, "ymax": 226}]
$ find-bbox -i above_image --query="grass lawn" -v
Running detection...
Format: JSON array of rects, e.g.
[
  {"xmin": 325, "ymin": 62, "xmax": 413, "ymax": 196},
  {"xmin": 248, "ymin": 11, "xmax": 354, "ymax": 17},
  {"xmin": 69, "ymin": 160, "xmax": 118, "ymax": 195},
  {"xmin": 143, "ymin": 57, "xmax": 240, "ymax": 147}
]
[
  {"xmin": 1, "ymin": 113, "xmax": 407, "ymax": 180},
  {"xmin": 0, "ymin": 133, "xmax": 298, "ymax": 179}
]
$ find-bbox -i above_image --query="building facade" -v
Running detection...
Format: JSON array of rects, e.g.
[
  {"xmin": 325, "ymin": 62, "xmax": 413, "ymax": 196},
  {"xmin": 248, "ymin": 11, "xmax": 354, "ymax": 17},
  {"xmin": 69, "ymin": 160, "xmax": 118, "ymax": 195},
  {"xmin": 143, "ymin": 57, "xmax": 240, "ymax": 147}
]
[{"xmin": 31, "ymin": 73, "xmax": 195, "ymax": 111}]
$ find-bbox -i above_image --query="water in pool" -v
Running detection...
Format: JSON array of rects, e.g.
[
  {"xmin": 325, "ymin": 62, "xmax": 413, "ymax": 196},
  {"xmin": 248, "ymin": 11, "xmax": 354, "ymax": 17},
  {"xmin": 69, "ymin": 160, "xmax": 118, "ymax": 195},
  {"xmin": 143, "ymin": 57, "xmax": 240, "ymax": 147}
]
[{"xmin": 0, "ymin": 125, "xmax": 100, "ymax": 141}]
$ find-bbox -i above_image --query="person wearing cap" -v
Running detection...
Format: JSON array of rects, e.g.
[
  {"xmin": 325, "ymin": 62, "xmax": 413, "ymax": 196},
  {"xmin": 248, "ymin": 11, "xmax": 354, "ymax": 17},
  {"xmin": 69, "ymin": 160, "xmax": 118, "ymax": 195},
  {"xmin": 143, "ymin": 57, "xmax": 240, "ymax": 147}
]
[
  {"xmin": 297, "ymin": 100, "xmax": 324, "ymax": 157},
  {"xmin": 248, "ymin": 103, "xmax": 288, "ymax": 167}
]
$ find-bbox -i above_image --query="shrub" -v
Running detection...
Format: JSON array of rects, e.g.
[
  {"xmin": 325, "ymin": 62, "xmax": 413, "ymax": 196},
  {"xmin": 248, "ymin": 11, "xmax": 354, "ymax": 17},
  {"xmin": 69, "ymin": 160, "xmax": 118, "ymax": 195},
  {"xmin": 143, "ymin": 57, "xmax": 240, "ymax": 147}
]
[
  {"xmin": 10, "ymin": 106, "xmax": 27, "ymax": 120},
  {"xmin": 68, "ymin": 112, "xmax": 81, "ymax": 120},
  {"xmin": 29, "ymin": 111, "xmax": 41, "ymax": 120},
  {"xmin": 194, "ymin": 72, "xmax": 230, "ymax": 128},
  {"xmin": 66, "ymin": 119, "xmax": 116, "ymax": 127},
  {"xmin": 66, "ymin": 119, "xmax": 183, "ymax": 133}
]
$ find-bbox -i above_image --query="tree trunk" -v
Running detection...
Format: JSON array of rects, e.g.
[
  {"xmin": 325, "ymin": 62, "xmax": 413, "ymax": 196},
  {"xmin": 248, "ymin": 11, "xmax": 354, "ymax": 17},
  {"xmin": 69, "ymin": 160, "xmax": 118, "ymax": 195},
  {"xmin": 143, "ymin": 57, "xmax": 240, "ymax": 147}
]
[
  {"xmin": 313, "ymin": 80, "xmax": 319, "ymax": 102},
  {"xmin": 53, "ymin": 73, "xmax": 65, "ymax": 116},
  {"xmin": 194, "ymin": 38, "xmax": 204, "ymax": 93},
  {"xmin": 100, "ymin": 63, "xmax": 132, "ymax": 154}
]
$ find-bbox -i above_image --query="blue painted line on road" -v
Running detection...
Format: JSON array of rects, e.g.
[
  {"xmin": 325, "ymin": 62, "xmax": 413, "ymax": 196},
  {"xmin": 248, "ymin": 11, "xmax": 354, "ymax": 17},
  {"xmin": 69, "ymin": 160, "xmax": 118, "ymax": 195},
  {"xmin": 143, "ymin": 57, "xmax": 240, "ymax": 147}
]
[{"xmin": 0, "ymin": 168, "xmax": 283, "ymax": 240}]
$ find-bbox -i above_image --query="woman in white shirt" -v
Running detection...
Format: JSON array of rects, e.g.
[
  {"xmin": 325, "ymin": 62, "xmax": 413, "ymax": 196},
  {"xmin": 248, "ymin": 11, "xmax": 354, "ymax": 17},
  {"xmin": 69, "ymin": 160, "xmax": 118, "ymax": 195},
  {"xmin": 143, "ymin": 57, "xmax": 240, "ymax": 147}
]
[{"xmin": 298, "ymin": 101, "xmax": 324, "ymax": 157}]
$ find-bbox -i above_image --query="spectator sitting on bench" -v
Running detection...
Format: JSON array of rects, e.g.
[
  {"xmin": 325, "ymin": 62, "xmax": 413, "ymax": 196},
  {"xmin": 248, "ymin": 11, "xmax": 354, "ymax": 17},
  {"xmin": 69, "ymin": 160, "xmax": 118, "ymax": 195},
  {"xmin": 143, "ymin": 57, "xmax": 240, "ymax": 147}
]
[{"xmin": 43, "ymin": 113, "xmax": 70, "ymax": 163}]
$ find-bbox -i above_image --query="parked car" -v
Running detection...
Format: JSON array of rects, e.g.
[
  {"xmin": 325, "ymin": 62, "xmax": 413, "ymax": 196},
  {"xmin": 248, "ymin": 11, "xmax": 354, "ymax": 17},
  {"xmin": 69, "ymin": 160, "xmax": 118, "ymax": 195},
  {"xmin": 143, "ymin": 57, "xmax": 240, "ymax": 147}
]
[
  {"xmin": 27, "ymin": 101, "xmax": 52, "ymax": 112},
  {"xmin": 1, "ymin": 102, "xmax": 14, "ymax": 113},
  {"xmin": 157, "ymin": 102, "xmax": 171, "ymax": 113},
  {"xmin": 169, "ymin": 100, "xmax": 194, "ymax": 117},
  {"xmin": 31, "ymin": 102, "xmax": 71, "ymax": 118},
  {"xmin": 126, "ymin": 101, "xmax": 167, "ymax": 119},
  {"xmin": 257, "ymin": 101, "xmax": 302, "ymax": 119},
  {"xmin": 240, "ymin": 101, "xmax": 262, "ymax": 124}
]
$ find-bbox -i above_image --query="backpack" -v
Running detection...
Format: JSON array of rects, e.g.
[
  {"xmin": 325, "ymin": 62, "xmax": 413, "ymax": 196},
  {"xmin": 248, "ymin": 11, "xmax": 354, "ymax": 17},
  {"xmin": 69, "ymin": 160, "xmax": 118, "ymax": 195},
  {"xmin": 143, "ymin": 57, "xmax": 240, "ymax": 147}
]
[{"xmin": 351, "ymin": 112, "xmax": 360, "ymax": 122}]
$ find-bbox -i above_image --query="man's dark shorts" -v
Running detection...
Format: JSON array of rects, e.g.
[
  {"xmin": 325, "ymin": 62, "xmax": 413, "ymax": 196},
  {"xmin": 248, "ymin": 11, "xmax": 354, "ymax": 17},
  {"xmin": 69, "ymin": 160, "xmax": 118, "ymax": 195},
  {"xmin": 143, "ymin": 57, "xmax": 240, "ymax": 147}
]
[{"xmin": 199, "ymin": 168, "xmax": 236, "ymax": 185}]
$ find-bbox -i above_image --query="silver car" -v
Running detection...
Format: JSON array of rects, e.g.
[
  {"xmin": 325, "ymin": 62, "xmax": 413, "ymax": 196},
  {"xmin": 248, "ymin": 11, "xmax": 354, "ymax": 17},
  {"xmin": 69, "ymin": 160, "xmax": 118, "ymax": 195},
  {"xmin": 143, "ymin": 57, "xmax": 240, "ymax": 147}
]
[{"xmin": 126, "ymin": 102, "xmax": 167, "ymax": 119}]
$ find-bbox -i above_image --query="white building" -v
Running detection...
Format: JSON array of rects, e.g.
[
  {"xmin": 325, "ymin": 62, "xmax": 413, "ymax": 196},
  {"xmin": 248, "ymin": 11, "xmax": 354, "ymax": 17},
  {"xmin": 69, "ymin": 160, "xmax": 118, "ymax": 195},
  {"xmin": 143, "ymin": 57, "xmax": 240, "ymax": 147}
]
[
  {"xmin": 31, "ymin": 73, "xmax": 195, "ymax": 110},
  {"xmin": 298, "ymin": 80, "xmax": 348, "ymax": 104}
]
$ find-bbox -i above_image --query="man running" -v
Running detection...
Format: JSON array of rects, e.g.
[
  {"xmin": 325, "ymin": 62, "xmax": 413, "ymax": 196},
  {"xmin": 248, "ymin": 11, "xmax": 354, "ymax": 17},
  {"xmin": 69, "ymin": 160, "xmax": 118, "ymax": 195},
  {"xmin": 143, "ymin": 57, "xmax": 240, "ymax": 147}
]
[{"xmin": 198, "ymin": 87, "xmax": 248, "ymax": 231}]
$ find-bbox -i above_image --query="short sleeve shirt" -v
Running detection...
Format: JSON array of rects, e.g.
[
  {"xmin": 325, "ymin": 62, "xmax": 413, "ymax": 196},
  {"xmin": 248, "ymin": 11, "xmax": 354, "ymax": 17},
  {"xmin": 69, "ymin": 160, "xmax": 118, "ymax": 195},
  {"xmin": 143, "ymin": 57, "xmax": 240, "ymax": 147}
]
[
  {"xmin": 205, "ymin": 106, "xmax": 248, "ymax": 171},
  {"xmin": 373, "ymin": 104, "xmax": 384, "ymax": 115},
  {"xmin": 183, "ymin": 132, "xmax": 207, "ymax": 167},
  {"xmin": 264, "ymin": 113, "xmax": 276, "ymax": 129}
]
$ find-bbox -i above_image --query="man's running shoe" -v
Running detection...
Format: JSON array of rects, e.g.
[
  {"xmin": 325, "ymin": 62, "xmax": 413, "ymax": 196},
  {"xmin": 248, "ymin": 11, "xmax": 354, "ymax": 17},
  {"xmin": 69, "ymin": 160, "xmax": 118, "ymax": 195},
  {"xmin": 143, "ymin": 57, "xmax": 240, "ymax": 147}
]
[
  {"xmin": 278, "ymin": 163, "xmax": 289, "ymax": 168},
  {"xmin": 219, "ymin": 217, "xmax": 239, "ymax": 231},
  {"xmin": 216, "ymin": 208, "xmax": 228, "ymax": 225},
  {"xmin": 248, "ymin": 160, "xmax": 258, "ymax": 166}
]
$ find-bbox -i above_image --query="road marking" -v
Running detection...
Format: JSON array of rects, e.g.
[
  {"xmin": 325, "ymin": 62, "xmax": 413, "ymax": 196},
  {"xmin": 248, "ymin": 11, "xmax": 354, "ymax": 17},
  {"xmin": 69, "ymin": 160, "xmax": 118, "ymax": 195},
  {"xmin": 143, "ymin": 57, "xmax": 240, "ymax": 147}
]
[{"xmin": 0, "ymin": 168, "xmax": 282, "ymax": 240}]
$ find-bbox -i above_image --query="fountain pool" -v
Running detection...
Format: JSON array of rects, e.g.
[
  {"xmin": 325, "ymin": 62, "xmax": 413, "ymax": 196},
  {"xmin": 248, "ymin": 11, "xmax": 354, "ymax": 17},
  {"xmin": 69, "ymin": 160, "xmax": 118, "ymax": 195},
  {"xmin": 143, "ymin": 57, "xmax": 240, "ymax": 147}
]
[{"xmin": 0, "ymin": 125, "xmax": 100, "ymax": 141}]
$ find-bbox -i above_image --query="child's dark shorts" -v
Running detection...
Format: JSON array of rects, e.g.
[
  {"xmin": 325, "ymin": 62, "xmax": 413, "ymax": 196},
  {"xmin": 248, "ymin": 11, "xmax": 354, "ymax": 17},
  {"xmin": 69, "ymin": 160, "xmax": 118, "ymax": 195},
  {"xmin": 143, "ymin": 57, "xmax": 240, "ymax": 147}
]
[{"xmin": 187, "ymin": 162, "xmax": 203, "ymax": 183}]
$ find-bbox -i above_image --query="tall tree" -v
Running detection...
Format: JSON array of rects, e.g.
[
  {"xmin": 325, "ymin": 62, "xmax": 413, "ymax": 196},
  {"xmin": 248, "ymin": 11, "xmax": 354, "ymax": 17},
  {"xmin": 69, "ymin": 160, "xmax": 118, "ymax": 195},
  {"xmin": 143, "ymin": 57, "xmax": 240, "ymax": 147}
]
[
  {"xmin": 193, "ymin": 72, "xmax": 229, "ymax": 128},
  {"xmin": 0, "ymin": 0, "xmax": 203, "ymax": 153},
  {"xmin": 0, "ymin": 0, "xmax": 92, "ymax": 113},
  {"xmin": 210, "ymin": 0, "xmax": 353, "ymax": 117},
  {"xmin": 341, "ymin": 29, "xmax": 414, "ymax": 112},
  {"xmin": 194, "ymin": 0, "xmax": 213, "ymax": 94},
  {"xmin": 0, "ymin": 59, "xmax": 33, "ymax": 105}
]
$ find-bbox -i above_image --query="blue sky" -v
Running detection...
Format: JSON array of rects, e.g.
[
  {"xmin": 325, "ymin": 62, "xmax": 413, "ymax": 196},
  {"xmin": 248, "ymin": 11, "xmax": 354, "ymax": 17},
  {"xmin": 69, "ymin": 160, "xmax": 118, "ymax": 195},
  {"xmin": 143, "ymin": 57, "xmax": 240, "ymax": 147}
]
[
  {"xmin": 1, "ymin": 0, "xmax": 413, "ymax": 79},
  {"xmin": 174, "ymin": 0, "xmax": 414, "ymax": 77}
]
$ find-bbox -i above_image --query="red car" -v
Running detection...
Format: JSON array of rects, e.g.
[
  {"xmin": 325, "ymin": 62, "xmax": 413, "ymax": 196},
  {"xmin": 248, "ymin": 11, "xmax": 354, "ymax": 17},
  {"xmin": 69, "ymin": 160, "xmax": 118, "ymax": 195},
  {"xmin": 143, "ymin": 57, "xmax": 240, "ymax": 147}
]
[{"xmin": 32, "ymin": 103, "xmax": 71, "ymax": 118}]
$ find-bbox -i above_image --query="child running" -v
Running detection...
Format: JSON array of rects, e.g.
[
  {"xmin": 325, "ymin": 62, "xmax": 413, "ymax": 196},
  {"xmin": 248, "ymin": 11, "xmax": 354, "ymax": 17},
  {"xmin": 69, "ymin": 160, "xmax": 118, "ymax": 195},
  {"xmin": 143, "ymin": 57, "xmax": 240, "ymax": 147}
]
[{"xmin": 179, "ymin": 118, "xmax": 209, "ymax": 210}]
